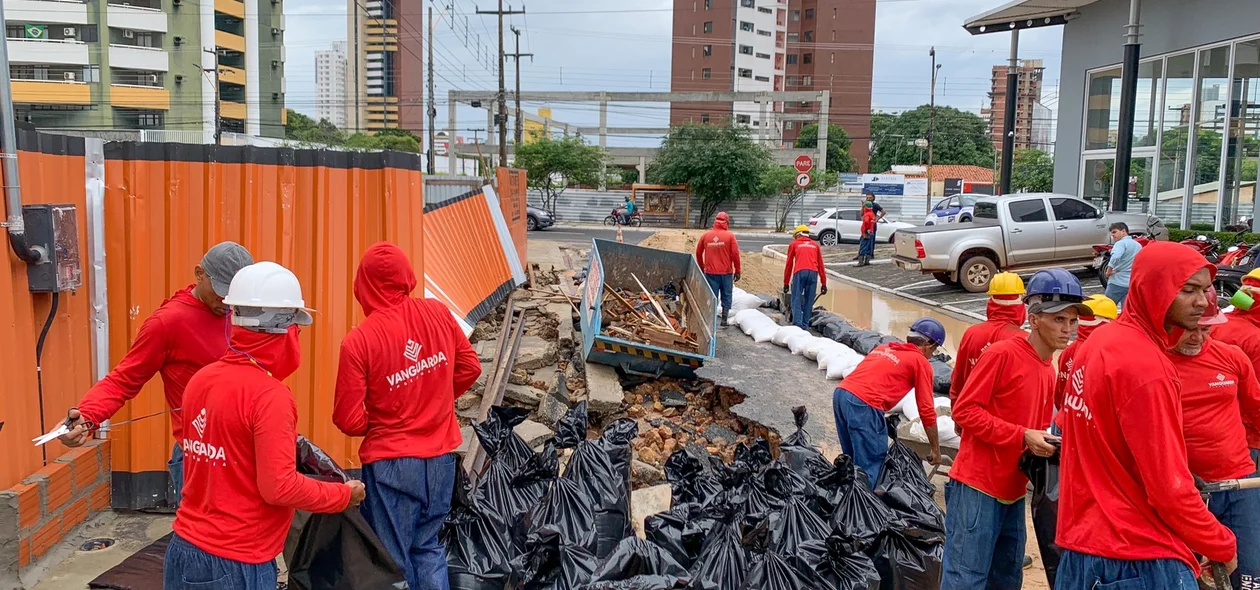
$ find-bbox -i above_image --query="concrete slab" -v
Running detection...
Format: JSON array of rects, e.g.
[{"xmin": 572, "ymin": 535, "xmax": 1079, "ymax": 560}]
[
  {"xmin": 504, "ymin": 382, "xmax": 545, "ymax": 408},
  {"xmin": 515, "ymin": 335, "xmax": 559, "ymax": 371},
  {"xmin": 547, "ymin": 303, "xmax": 576, "ymax": 348},
  {"xmin": 514, "ymin": 420, "xmax": 555, "ymax": 448},
  {"xmin": 585, "ymin": 363, "xmax": 625, "ymax": 415},
  {"xmin": 696, "ymin": 330, "xmax": 842, "ymax": 459},
  {"xmin": 629, "ymin": 484, "xmax": 672, "ymax": 539}
]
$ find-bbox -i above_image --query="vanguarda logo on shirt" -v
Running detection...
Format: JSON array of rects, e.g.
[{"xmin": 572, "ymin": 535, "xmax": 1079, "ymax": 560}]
[
  {"xmin": 388, "ymin": 338, "xmax": 448, "ymax": 390},
  {"xmin": 1209, "ymin": 372, "xmax": 1236, "ymax": 388},
  {"xmin": 183, "ymin": 408, "xmax": 227, "ymax": 463}
]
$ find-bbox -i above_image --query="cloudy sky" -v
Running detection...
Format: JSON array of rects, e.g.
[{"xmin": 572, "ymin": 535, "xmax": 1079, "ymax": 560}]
[{"xmin": 282, "ymin": 0, "xmax": 1066, "ymax": 144}]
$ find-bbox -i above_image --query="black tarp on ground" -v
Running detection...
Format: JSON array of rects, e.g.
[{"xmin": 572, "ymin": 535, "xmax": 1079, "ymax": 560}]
[
  {"xmin": 809, "ymin": 311, "xmax": 955, "ymax": 394},
  {"xmin": 87, "ymin": 533, "xmax": 173, "ymax": 590}
]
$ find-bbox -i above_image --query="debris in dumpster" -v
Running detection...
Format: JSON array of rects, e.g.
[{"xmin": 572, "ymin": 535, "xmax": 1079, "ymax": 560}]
[
  {"xmin": 600, "ymin": 279, "xmax": 701, "ymax": 353},
  {"xmin": 555, "ymin": 402, "xmax": 639, "ymax": 560},
  {"xmin": 1020, "ymin": 450, "xmax": 1063, "ymax": 587},
  {"xmin": 793, "ymin": 537, "xmax": 881, "ymax": 590},
  {"xmin": 583, "ymin": 537, "xmax": 692, "ymax": 590},
  {"xmin": 443, "ymin": 456, "xmax": 514, "ymax": 590}
]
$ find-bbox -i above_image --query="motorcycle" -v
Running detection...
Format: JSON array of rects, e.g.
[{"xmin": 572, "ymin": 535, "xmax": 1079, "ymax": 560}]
[
  {"xmin": 1216, "ymin": 230, "xmax": 1252, "ymax": 267},
  {"xmin": 1093, "ymin": 233, "xmax": 1223, "ymax": 289},
  {"xmin": 603, "ymin": 208, "xmax": 643, "ymax": 227}
]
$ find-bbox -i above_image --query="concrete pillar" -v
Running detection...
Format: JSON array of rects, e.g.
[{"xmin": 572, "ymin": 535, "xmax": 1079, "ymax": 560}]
[
  {"xmin": 817, "ymin": 90, "xmax": 830, "ymax": 174},
  {"xmin": 447, "ymin": 99, "xmax": 457, "ymax": 175},
  {"xmin": 599, "ymin": 92, "xmax": 608, "ymax": 191},
  {"xmin": 486, "ymin": 106, "xmax": 496, "ymax": 170},
  {"xmin": 759, "ymin": 98, "xmax": 768, "ymax": 145},
  {"xmin": 638, "ymin": 156, "xmax": 647, "ymax": 183}
]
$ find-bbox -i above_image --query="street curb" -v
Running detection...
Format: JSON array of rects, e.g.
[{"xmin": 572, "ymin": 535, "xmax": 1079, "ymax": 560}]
[
  {"xmin": 552, "ymin": 222, "xmax": 788, "ymax": 239},
  {"xmin": 761, "ymin": 245, "xmax": 986, "ymax": 324}
]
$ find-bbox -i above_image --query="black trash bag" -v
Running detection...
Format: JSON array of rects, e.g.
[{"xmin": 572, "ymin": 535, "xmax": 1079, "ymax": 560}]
[
  {"xmin": 1020, "ymin": 450, "xmax": 1062, "ymax": 588},
  {"xmin": 475, "ymin": 405, "xmax": 536, "ymax": 469},
  {"xmin": 444, "ymin": 456, "xmax": 514, "ymax": 590},
  {"xmin": 664, "ymin": 447, "xmax": 724, "ymax": 508},
  {"xmin": 557, "ymin": 402, "xmax": 639, "ymax": 560},
  {"xmin": 511, "ymin": 527, "xmax": 600, "ymax": 590},
  {"xmin": 733, "ymin": 476, "xmax": 785, "ymax": 535},
  {"xmin": 583, "ymin": 537, "xmax": 692, "ymax": 590},
  {"xmin": 793, "ymin": 537, "xmax": 880, "ymax": 590},
  {"xmin": 645, "ymin": 504, "xmax": 715, "ymax": 570},
  {"xmin": 873, "ymin": 418, "xmax": 944, "ymax": 541},
  {"xmin": 831, "ymin": 456, "xmax": 896, "ymax": 553},
  {"xmin": 869, "ymin": 525, "xmax": 943, "ymax": 590},
  {"xmin": 874, "ymin": 416, "xmax": 934, "ymax": 499},
  {"xmin": 778, "ymin": 407, "xmax": 827, "ymax": 477},
  {"xmin": 848, "ymin": 332, "xmax": 901, "ymax": 356},
  {"xmin": 756, "ymin": 294, "xmax": 780, "ymax": 310},
  {"xmin": 810, "ymin": 311, "xmax": 861, "ymax": 344},
  {"xmin": 519, "ymin": 443, "xmax": 599, "ymax": 553},
  {"xmin": 737, "ymin": 550, "xmax": 828, "ymax": 590},
  {"xmin": 296, "ymin": 435, "xmax": 350, "ymax": 482},
  {"xmin": 929, "ymin": 354, "xmax": 953, "ymax": 396},
  {"xmin": 477, "ymin": 435, "xmax": 561, "ymax": 556},
  {"xmin": 686, "ymin": 520, "xmax": 749, "ymax": 590},
  {"xmin": 743, "ymin": 495, "xmax": 830, "ymax": 555}
]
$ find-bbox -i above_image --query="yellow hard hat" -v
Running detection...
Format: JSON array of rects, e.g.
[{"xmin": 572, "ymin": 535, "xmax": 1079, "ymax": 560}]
[
  {"xmin": 1083, "ymin": 294, "xmax": 1118, "ymax": 321},
  {"xmin": 1245, "ymin": 268, "xmax": 1260, "ymax": 287},
  {"xmin": 794, "ymin": 224, "xmax": 810, "ymax": 235},
  {"xmin": 987, "ymin": 272, "xmax": 1026, "ymax": 296}
]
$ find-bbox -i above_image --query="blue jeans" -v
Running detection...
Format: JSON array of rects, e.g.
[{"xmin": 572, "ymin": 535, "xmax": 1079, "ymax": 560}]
[
  {"xmin": 859, "ymin": 234, "xmax": 876, "ymax": 258},
  {"xmin": 1104, "ymin": 282, "xmax": 1129, "ymax": 310},
  {"xmin": 1054, "ymin": 550, "xmax": 1196, "ymax": 589},
  {"xmin": 361, "ymin": 454, "xmax": 457, "ymax": 590},
  {"xmin": 705, "ymin": 273, "xmax": 734, "ymax": 312},
  {"xmin": 942, "ymin": 481, "xmax": 1026, "ymax": 590},
  {"xmin": 167, "ymin": 443, "xmax": 184, "ymax": 508},
  {"xmin": 1207, "ymin": 472, "xmax": 1260, "ymax": 588},
  {"xmin": 1251, "ymin": 448, "xmax": 1259, "ymax": 470},
  {"xmin": 790, "ymin": 270, "xmax": 819, "ymax": 330},
  {"xmin": 833, "ymin": 387, "xmax": 887, "ymax": 488},
  {"xmin": 163, "ymin": 532, "xmax": 277, "ymax": 590}
]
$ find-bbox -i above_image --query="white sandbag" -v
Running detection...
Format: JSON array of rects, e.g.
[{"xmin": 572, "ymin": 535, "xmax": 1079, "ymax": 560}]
[
  {"xmin": 816, "ymin": 343, "xmax": 849, "ymax": 370},
  {"xmin": 787, "ymin": 333, "xmax": 818, "ymax": 355},
  {"xmin": 751, "ymin": 322, "xmax": 779, "ymax": 343},
  {"xmin": 732, "ymin": 308, "xmax": 763, "ymax": 327},
  {"xmin": 771, "ymin": 325, "xmax": 807, "ymax": 347},
  {"xmin": 826, "ymin": 354, "xmax": 863, "ymax": 380},
  {"xmin": 730, "ymin": 287, "xmax": 764, "ymax": 312},
  {"xmin": 736, "ymin": 310, "xmax": 774, "ymax": 335},
  {"xmin": 937, "ymin": 416, "xmax": 960, "ymax": 447},
  {"xmin": 804, "ymin": 338, "xmax": 836, "ymax": 360},
  {"xmin": 890, "ymin": 390, "xmax": 920, "ymax": 421},
  {"xmin": 934, "ymin": 396, "xmax": 952, "ymax": 417}
]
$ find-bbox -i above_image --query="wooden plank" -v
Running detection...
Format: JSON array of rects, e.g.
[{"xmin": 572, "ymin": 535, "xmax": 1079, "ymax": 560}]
[
  {"xmin": 632, "ymin": 273, "xmax": 678, "ymax": 334},
  {"xmin": 681, "ymin": 280, "xmax": 712, "ymax": 345}
]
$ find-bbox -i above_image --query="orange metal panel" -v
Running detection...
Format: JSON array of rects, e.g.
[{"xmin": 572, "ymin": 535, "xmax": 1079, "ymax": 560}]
[
  {"xmin": 496, "ymin": 168, "xmax": 528, "ymax": 268},
  {"xmin": 422, "ymin": 191, "xmax": 512, "ymax": 322}
]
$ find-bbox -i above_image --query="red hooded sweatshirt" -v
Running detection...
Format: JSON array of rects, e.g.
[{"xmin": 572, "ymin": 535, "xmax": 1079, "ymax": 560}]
[
  {"xmin": 333, "ymin": 242, "xmax": 482, "ymax": 464},
  {"xmin": 77, "ymin": 286, "xmax": 229, "ymax": 440},
  {"xmin": 1168, "ymin": 338, "xmax": 1260, "ymax": 482},
  {"xmin": 784, "ymin": 235, "xmax": 826, "ymax": 287},
  {"xmin": 1054, "ymin": 316, "xmax": 1104, "ymax": 412},
  {"xmin": 950, "ymin": 337, "xmax": 1055, "ymax": 502},
  {"xmin": 173, "ymin": 325, "xmax": 352, "ymax": 564},
  {"xmin": 840, "ymin": 342, "xmax": 937, "ymax": 428},
  {"xmin": 860, "ymin": 207, "xmax": 876, "ymax": 237},
  {"xmin": 695, "ymin": 216, "xmax": 741, "ymax": 275},
  {"xmin": 949, "ymin": 297, "xmax": 1027, "ymax": 403},
  {"xmin": 1209, "ymin": 310, "xmax": 1260, "ymax": 449},
  {"xmin": 1056, "ymin": 241, "xmax": 1235, "ymax": 572}
]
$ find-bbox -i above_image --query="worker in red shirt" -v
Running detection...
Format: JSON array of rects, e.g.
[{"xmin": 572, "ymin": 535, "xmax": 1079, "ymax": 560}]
[
  {"xmin": 1054, "ymin": 294, "xmax": 1116, "ymax": 415},
  {"xmin": 58, "ymin": 241, "xmax": 254, "ymax": 508},
  {"xmin": 784, "ymin": 224, "xmax": 827, "ymax": 330},
  {"xmin": 166, "ymin": 261, "xmax": 364, "ymax": 590},
  {"xmin": 333, "ymin": 242, "xmax": 482, "ymax": 590},
  {"xmin": 1056, "ymin": 241, "xmax": 1236, "ymax": 587},
  {"xmin": 1168, "ymin": 285, "xmax": 1260, "ymax": 588},
  {"xmin": 949, "ymin": 271, "xmax": 1027, "ymax": 404},
  {"xmin": 695, "ymin": 211, "xmax": 741, "ymax": 326},
  {"xmin": 942, "ymin": 269, "xmax": 1087, "ymax": 589},
  {"xmin": 1210, "ymin": 267, "xmax": 1260, "ymax": 466},
  {"xmin": 832, "ymin": 317, "xmax": 944, "ymax": 486},
  {"xmin": 856, "ymin": 202, "xmax": 877, "ymax": 267}
]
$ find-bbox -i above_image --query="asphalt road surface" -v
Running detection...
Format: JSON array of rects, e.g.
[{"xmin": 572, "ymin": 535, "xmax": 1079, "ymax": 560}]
[{"xmin": 533, "ymin": 225, "xmax": 794, "ymax": 252}]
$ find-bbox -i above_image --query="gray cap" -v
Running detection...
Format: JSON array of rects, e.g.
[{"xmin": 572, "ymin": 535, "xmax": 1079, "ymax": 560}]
[{"xmin": 201, "ymin": 241, "xmax": 254, "ymax": 297}]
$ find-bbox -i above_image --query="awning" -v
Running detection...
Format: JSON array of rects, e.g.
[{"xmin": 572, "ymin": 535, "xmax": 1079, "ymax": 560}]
[{"xmin": 963, "ymin": 0, "xmax": 1098, "ymax": 35}]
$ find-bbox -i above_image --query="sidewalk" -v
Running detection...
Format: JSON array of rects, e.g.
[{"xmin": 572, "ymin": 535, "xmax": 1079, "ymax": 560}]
[{"xmin": 552, "ymin": 221, "xmax": 789, "ymax": 239}]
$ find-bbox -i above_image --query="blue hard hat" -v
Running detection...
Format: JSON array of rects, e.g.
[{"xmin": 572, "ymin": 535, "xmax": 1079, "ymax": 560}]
[
  {"xmin": 909, "ymin": 317, "xmax": 946, "ymax": 347},
  {"xmin": 1024, "ymin": 269, "xmax": 1090, "ymax": 314}
]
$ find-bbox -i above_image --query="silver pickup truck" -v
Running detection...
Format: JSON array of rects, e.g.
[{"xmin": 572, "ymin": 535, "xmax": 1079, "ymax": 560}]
[{"xmin": 892, "ymin": 193, "xmax": 1167, "ymax": 293}]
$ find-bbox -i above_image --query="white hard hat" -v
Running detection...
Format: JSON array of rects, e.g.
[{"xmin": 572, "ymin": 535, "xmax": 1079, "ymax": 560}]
[{"xmin": 224, "ymin": 261, "xmax": 313, "ymax": 331}]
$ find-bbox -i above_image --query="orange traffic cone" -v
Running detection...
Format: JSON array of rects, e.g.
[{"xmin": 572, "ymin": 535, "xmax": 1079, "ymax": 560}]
[{"xmin": 616, "ymin": 225, "xmax": 623, "ymax": 243}]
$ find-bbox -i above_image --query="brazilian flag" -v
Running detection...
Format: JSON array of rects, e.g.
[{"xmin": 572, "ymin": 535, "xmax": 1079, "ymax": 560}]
[{"xmin": 24, "ymin": 25, "xmax": 46, "ymax": 39}]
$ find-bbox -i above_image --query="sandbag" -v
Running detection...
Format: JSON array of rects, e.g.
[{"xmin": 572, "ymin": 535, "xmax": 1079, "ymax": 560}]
[
  {"xmin": 810, "ymin": 311, "xmax": 862, "ymax": 343},
  {"xmin": 888, "ymin": 390, "xmax": 920, "ymax": 422},
  {"xmin": 929, "ymin": 354, "xmax": 953, "ymax": 396},
  {"xmin": 1020, "ymin": 451, "xmax": 1063, "ymax": 588},
  {"xmin": 825, "ymin": 353, "xmax": 862, "ymax": 380},
  {"xmin": 778, "ymin": 406, "xmax": 827, "ymax": 477},
  {"xmin": 555, "ymin": 402, "xmax": 638, "ymax": 559},
  {"xmin": 786, "ymin": 333, "xmax": 817, "ymax": 355},
  {"xmin": 738, "ymin": 550, "xmax": 826, "ymax": 590},
  {"xmin": 730, "ymin": 287, "xmax": 764, "ymax": 312},
  {"xmin": 687, "ymin": 522, "xmax": 749, "ymax": 590},
  {"xmin": 771, "ymin": 325, "xmax": 807, "ymax": 346},
  {"xmin": 869, "ymin": 525, "xmax": 943, "ymax": 590},
  {"xmin": 848, "ymin": 331, "xmax": 900, "ymax": 356},
  {"xmin": 804, "ymin": 338, "xmax": 838, "ymax": 360},
  {"xmin": 510, "ymin": 527, "xmax": 599, "ymax": 590},
  {"xmin": 443, "ymin": 456, "xmax": 514, "ymax": 590},
  {"xmin": 909, "ymin": 417, "xmax": 959, "ymax": 449},
  {"xmin": 750, "ymin": 322, "xmax": 778, "ymax": 343},
  {"xmin": 732, "ymin": 309, "xmax": 764, "ymax": 329},
  {"xmin": 793, "ymin": 537, "xmax": 880, "ymax": 590},
  {"xmin": 756, "ymin": 293, "xmax": 781, "ymax": 310},
  {"xmin": 830, "ymin": 456, "xmax": 895, "ymax": 552},
  {"xmin": 584, "ymin": 537, "xmax": 692, "ymax": 590}
]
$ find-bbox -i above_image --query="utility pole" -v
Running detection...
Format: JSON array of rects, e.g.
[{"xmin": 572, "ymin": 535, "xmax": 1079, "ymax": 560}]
[
  {"xmin": 507, "ymin": 26, "xmax": 533, "ymax": 147},
  {"xmin": 927, "ymin": 47, "xmax": 939, "ymax": 214},
  {"xmin": 203, "ymin": 48, "xmax": 221, "ymax": 144},
  {"xmin": 1110, "ymin": 0, "xmax": 1143, "ymax": 213},
  {"xmin": 427, "ymin": 6, "xmax": 436, "ymax": 174},
  {"xmin": 999, "ymin": 30, "xmax": 1019, "ymax": 196},
  {"xmin": 477, "ymin": 2, "xmax": 524, "ymax": 167}
]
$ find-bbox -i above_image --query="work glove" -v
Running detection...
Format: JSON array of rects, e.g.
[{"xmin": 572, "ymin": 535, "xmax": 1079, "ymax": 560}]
[
  {"xmin": 821, "ymin": 285, "xmax": 828, "ymax": 295},
  {"xmin": 783, "ymin": 284, "xmax": 789, "ymax": 294},
  {"xmin": 734, "ymin": 272, "xmax": 741, "ymax": 282}
]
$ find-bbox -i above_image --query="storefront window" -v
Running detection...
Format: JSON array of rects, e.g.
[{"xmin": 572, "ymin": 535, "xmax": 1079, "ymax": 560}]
[
  {"xmin": 1157, "ymin": 52, "xmax": 1196, "ymax": 225},
  {"xmin": 1190, "ymin": 45, "xmax": 1231, "ymax": 228},
  {"xmin": 1082, "ymin": 158, "xmax": 1114, "ymax": 206},
  {"xmin": 1134, "ymin": 61, "xmax": 1164, "ymax": 148},
  {"xmin": 1085, "ymin": 66, "xmax": 1122, "ymax": 150},
  {"xmin": 1222, "ymin": 40, "xmax": 1260, "ymax": 228}
]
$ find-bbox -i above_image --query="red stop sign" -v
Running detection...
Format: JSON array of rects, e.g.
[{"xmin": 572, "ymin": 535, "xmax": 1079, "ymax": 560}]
[{"xmin": 794, "ymin": 155, "xmax": 814, "ymax": 173}]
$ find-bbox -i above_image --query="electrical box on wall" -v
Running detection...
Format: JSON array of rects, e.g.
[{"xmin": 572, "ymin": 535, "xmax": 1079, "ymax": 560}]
[{"xmin": 22, "ymin": 204, "xmax": 83, "ymax": 293}]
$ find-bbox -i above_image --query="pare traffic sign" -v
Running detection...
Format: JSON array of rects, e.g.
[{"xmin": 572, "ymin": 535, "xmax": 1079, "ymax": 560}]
[
  {"xmin": 794, "ymin": 155, "xmax": 814, "ymax": 173},
  {"xmin": 795, "ymin": 172, "xmax": 812, "ymax": 188}
]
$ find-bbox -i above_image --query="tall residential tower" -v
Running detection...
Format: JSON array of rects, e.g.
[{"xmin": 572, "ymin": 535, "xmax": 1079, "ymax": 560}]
[
  {"xmin": 345, "ymin": 0, "xmax": 423, "ymax": 133},
  {"xmin": 315, "ymin": 41, "xmax": 347, "ymax": 128}
]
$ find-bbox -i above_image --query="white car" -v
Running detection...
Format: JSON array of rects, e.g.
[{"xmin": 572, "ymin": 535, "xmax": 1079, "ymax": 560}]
[{"xmin": 807, "ymin": 208, "xmax": 914, "ymax": 246}]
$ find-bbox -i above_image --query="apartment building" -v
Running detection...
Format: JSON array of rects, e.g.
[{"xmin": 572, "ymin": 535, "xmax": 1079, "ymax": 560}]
[
  {"xmin": 345, "ymin": 0, "xmax": 423, "ymax": 133},
  {"xmin": 315, "ymin": 40, "xmax": 346, "ymax": 128},
  {"xmin": 670, "ymin": 0, "xmax": 875, "ymax": 170},
  {"xmin": 4, "ymin": 0, "xmax": 287, "ymax": 140},
  {"xmin": 982, "ymin": 58, "xmax": 1045, "ymax": 152}
]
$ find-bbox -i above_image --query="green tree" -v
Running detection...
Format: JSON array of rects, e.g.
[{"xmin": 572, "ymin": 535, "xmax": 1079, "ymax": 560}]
[
  {"xmin": 1007, "ymin": 149, "xmax": 1054, "ymax": 193},
  {"xmin": 618, "ymin": 168, "xmax": 640, "ymax": 185},
  {"xmin": 647, "ymin": 124, "xmax": 774, "ymax": 224},
  {"xmin": 284, "ymin": 109, "xmax": 346, "ymax": 146},
  {"xmin": 794, "ymin": 123, "xmax": 856, "ymax": 173},
  {"xmin": 513, "ymin": 135, "xmax": 609, "ymax": 215},
  {"xmin": 868, "ymin": 106, "xmax": 994, "ymax": 174},
  {"xmin": 759, "ymin": 166, "xmax": 839, "ymax": 232}
]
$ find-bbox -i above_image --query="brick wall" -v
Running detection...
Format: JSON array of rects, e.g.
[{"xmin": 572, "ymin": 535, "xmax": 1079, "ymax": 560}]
[{"xmin": 0, "ymin": 440, "xmax": 112, "ymax": 584}]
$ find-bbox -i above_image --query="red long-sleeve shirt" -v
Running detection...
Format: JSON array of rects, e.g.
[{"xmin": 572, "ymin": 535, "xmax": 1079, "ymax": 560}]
[
  {"xmin": 695, "ymin": 218, "xmax": 741, "ymax": 275},
  {"xmin": 76, "ymin": 286, "xmax": 229, "ymax": 440},
  {"xmin": 1057, "ymin": 242, "xmax": 1235, "ymax": 572},
  {"xmin": 1054, "ymin": 318, "xmax": 1103, "ymax": 412},
  {"xmin": 784, "ymin": 236, "xmax": 826, "ymax": 287},
  {"xmin": 1168, "ymin": 338, "xmax": 1260, "ymax": 482},
  {"xmin": 839, "ymin": 342, "xmax": 936, "ymax": 428},
  {"xmin": 860, "ymin": 209, "xmax": 876, "ymax": 237},
  {"xmin": 1209, "ymin": 310, "xmax": 1260, "ymax": 449},
  {"xmin": 950, "ymin": 337, "xmax": 1054, "ymax": 502},
  {"xmin": 173, "ymin": 327, "xmax": 351, "ymax": 564},
  {"xmin": 949, "ymin": 298, "xmax": 1027, "ymax": 402},
  {"xmin": 334, "ymin": 242, "xmax": 482, "ymax": 465}
]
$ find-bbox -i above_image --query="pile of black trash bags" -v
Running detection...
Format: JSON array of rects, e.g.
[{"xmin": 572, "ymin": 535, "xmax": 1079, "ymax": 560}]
[
  {"xmin": 445, "ymin": 402, "xmax": 945, "ymax": 590},
  {"xmin": 810, "ymin": 310, "xmax": 954, "ymax": 396}
]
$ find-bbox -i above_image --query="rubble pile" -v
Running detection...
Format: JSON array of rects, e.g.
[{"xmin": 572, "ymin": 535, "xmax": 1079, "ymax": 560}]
[{"xmin": 600, "ymin": 280, "xmax": 702, "ymax": 354}]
